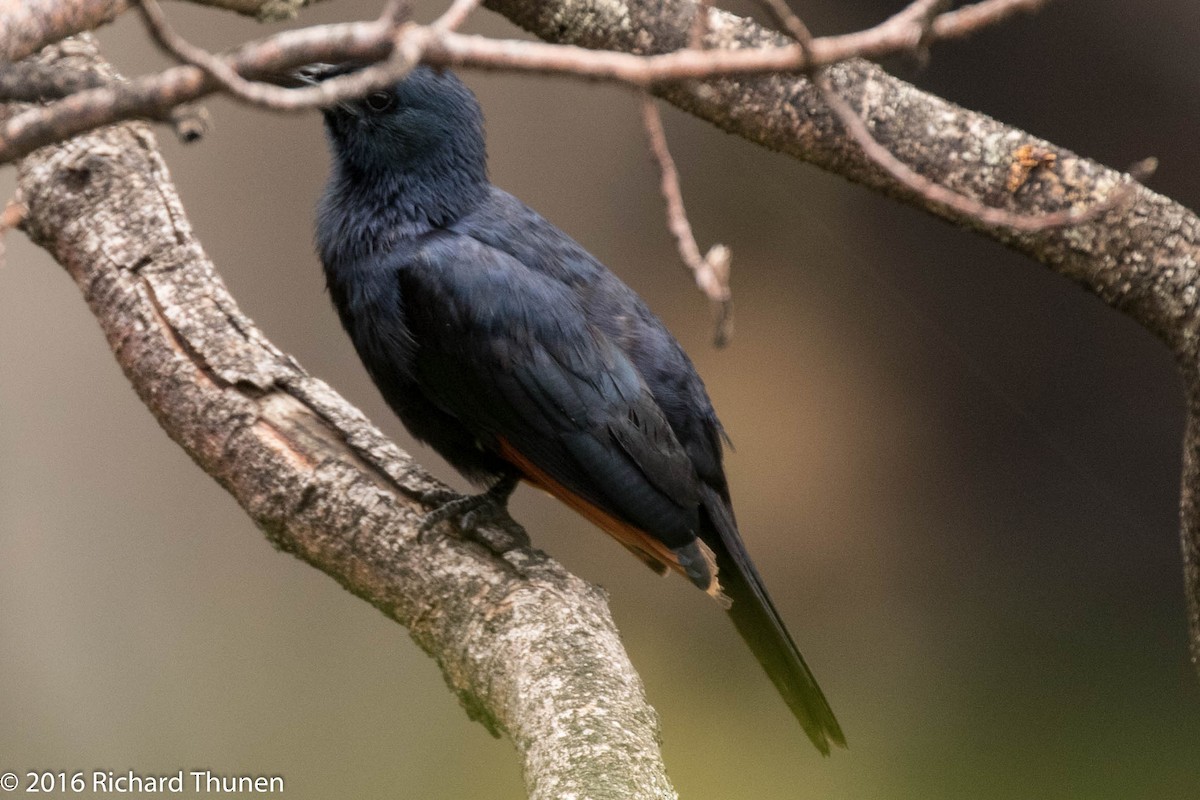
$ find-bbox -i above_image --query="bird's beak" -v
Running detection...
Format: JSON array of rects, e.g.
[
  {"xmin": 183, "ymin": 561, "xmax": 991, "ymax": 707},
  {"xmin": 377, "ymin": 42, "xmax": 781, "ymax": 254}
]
[
  {"xmin": 288, "ymin": 63, "xmax": 363, "ymax": 115},
  {"xmin": 292, "ymin": 63, "xmax": 343, "ymax": 87}
]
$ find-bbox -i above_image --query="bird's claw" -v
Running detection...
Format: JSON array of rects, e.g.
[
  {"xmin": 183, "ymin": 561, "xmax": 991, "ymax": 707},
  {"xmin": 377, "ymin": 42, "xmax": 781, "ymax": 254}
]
[
  {"xmin": 418, "ymin": 490, "xmax": 499, "ymax": 534},
  {"xmin": 417, "ymin": 475, "xmax": 528, "ymax": 553}
]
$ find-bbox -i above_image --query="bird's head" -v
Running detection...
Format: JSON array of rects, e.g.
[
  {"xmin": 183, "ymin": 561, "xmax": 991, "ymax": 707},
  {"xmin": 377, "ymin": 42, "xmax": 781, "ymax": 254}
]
[{"xmin": 299, "ymin": 64, "xmax": 487, "ymax": 181}]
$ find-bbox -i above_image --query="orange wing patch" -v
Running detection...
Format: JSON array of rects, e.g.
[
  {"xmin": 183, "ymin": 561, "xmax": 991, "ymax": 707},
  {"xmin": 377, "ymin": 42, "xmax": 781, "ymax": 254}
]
[{"xmin": 496, "ymin": 436, "xmax": 723, "ymax": 599}]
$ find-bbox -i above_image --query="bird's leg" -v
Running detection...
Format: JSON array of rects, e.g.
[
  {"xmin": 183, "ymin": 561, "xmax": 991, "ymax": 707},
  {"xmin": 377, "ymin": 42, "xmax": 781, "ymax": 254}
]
[{"xmin": 417, "ymin": 472, "xmax": 525, "ymax": 554}]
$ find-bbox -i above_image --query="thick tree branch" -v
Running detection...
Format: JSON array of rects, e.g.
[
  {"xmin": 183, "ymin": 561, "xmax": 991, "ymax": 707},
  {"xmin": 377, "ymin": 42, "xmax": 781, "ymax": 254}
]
[
  {"xmin": 1182, "ymin": 394, "xmax": 1200, "ymax": 672},
  {"xmin": 755, "ymin": 0, "xmax": 1154, "ymax": 234},
  {"xmin": 13, "ymin": 37, "xmax": 676, "ymax": 800}
]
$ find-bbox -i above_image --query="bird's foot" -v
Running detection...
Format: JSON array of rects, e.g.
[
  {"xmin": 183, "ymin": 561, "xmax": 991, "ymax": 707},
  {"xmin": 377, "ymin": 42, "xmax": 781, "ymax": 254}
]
[
  {"xmin": 418, "ymin": 475, "xmax": 528, "ymax": 553},
  {"xmin": 419, "ymin": 474, "xmax": 517, "ymax": 531}
]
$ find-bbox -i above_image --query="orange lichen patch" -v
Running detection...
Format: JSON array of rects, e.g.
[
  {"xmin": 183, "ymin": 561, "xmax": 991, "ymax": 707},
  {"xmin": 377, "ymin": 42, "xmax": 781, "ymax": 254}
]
[{"xmin": 1008, "ymin": 144, "xmax": 1057, "ymax": 192}]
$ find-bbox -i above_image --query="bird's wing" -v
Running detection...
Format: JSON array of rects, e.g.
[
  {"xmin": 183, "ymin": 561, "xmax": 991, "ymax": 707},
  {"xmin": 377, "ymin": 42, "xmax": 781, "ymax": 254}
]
[
  {"xmin": 399, "ymin": 231, "xmax": 844, "ymax": 752},
  {"xmin": 397, "ymin": 233, "xmax": 721, "ymax": 589}
]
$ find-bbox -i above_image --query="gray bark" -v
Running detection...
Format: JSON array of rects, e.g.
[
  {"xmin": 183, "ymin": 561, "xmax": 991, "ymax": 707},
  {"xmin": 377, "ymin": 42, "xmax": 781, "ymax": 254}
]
[{"xmin": 15, "ymin": 37, "xmax": 677, "ymax": 800}]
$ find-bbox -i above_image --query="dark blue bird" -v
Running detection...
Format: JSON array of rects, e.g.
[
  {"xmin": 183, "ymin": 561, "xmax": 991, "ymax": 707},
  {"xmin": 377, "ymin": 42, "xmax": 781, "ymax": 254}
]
[{"xmin": 307, "ymin": 64, "xmax": 844, "ymax": 754}]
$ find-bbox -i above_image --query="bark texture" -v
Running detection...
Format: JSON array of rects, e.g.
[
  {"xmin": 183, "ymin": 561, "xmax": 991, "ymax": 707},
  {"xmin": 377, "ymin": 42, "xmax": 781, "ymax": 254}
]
[
  {"xmin": 15, "ymin": 37, "xmax": 676, "ymax": 800},
  {"xmin": 486, "ymin": 0, "xmax": 1200, "ymax": 672}
]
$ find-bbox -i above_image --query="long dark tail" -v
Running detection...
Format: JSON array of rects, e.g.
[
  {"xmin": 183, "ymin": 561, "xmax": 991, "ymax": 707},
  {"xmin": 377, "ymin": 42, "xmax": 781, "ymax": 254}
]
[{"xmin": 700, "ymin": 485, "xmax": 846, "ymax": 754}]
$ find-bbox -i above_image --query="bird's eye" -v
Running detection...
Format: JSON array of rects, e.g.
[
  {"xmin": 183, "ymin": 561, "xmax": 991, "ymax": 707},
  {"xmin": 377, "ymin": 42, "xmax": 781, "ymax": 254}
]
[{"xmin": 363, "ymin": 91, "xmax": 396, "ymax": 113}]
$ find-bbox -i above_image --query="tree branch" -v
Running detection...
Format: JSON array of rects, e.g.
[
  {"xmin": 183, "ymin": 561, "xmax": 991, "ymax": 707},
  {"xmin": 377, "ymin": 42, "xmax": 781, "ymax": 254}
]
[
  {"xmin": 483, "ymin": 0, "xmax": 1200, "ymax": 668},
  {"xmin": 475, "ymin": 0, "xmax": 1196, "ymax": 349},
  {"xmin": 640, "ymin": 94, "xmax": 733, "ymax": 346},
  {"xmin": 0, "ymin": 0, "xmax": 1052, "ymax": 165},
  {"xmin": 754, "ymin": 0, "xmax": 1155, "ymax": 234},
  {"xmin": 0, "ymin": 0, "xmax": 322, "ymax": 63},
  {"xmin": 13, "ymin": 36, "xmax": 676, "ymax": 800}
]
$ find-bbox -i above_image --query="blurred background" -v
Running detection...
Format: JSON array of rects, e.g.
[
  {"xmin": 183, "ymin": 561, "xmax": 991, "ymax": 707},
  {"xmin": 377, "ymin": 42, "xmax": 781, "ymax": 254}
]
[{"xmin": 3, "ymin": 1, "xmax": 1199, "ymax": 797}]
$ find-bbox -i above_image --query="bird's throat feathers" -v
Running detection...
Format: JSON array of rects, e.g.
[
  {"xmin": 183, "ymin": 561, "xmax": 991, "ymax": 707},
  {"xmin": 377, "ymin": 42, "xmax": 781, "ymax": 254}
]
[
  {"xmin": 317, "ymin": 155, "xmax": 487, "ymax": 266},
  {"xmin": 315, "ymin": 66, "xmax": 490, "ymax": 266}
]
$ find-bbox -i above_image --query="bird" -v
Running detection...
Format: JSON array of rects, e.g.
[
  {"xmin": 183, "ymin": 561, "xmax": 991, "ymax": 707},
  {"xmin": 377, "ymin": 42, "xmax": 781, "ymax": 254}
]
[{"xmin": 304, "ymin": 63, "xmax": 845, "ymax": 754}]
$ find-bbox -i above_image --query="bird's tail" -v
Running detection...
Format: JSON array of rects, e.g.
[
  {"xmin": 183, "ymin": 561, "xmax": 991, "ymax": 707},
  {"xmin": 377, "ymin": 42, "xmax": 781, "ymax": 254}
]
[{"xmin": 700, "ymin": 485, "xmax": 846, "ymax": 755}]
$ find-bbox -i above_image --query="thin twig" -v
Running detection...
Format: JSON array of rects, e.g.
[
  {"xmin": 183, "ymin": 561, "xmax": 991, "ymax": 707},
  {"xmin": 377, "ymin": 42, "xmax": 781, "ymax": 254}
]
[
  {"xmin": 640, "ymin": 94, "xmax": 733, "ymax": 347},
  {"xmin": 759, "ymin": 0, "xmax": 946, "ymax": 61},
  {"xmin": 136, "ymin": 0, "xmax": 268, "ymax": 103},
  {"xmin": 0, "ymin": 0, "xmax": 1059, "ymax": 164},
  {"xmin": 134, "ymin": 0, "xmax": 423, "ymax": 111},
  {"xmin": 874, "ymin": 0, "xmax": 948, "ymax": 45},
  {"xmin": 129, "ymin": 2, "xmax": 211, "ymax": 144},
  {"xmin": 689, "ymin": 0, "xmax": 712, "ymax": 50},
  {"xmin": 931, "ymin": 0, "xmax": 1050, "ymax": 40},
  {"xmin": 756, "ymin": 0, "xmax": 816, "ymax": 44}
]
